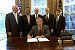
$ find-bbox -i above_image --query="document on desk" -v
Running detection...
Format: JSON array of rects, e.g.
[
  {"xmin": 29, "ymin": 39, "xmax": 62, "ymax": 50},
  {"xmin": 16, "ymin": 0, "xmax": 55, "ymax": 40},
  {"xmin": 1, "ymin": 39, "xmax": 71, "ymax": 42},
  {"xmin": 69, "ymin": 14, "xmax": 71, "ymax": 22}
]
[
  {"xmin": 27, "ymin": 38, "xmax": 38, "ymax": 42},
  {"xmin": 38, "ymin": 38, "xmax": 50, "ymax": 42}
]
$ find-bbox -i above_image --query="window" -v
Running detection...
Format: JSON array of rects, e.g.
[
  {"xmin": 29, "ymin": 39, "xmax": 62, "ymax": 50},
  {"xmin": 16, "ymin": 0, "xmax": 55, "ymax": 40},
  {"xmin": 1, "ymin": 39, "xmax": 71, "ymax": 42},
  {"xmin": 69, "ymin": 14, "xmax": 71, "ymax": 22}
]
[
  {"xmin": 63, "ymin": 0, "xmax": 75, "ymax": 34},
  {"xmin": 0, "ymin": 0, "xmax": 15, "ymax": 38},
  {"xmin": 31, "ymin": 0, "xmax": 47, "ymax": 15}
]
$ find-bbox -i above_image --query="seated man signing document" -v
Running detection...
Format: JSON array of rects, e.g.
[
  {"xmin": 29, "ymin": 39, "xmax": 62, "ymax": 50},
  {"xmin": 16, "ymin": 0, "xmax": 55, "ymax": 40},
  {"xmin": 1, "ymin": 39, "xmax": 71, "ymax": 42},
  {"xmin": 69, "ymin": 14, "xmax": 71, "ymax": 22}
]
[{"xmin": 27, "ymin": 17, "xmax": 51, "ymax": 39}]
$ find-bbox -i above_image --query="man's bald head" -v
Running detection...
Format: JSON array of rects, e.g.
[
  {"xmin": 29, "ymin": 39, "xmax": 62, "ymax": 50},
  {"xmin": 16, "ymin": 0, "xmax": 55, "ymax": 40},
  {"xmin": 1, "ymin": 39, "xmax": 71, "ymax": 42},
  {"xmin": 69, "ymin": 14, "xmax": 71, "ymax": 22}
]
[
  {"xmin": 12, "ymin": 5, "xmax": 18, "ymax": 13},
  {"xmin": 35, "ymin": 8, "xmax": 39, "ymax": 14}
]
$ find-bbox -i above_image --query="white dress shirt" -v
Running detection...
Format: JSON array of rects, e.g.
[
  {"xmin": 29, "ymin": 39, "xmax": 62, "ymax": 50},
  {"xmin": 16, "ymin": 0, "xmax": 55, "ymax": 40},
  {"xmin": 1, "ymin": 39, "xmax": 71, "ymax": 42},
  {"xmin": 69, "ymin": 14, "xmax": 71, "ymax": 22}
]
[
  {"xmin": 35, "ymin": 14, "xmax": 38, "ymax": 18},
  {"xmin": 57, "ymin": 16, "xmax": 59, "ymax": 20},
  {"xmin": 13, "ymin": 12, "xmax": 18, "ymax": 24},
  {"xmin": 46, "ymin": 13, "xmax": 49, "ymax": 19}
]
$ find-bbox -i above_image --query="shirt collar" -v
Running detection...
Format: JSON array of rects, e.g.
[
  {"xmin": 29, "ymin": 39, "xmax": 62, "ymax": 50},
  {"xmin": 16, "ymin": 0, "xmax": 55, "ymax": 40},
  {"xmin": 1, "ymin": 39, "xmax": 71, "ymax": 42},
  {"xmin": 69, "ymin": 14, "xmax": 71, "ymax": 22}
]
[
  {"xmin": 57, "ymin": 15, "xmax": 60, "ymax": 19},
  {"xmin": 46, "ymin": 13, "xmax": 49, "ymax": 18},
  {"xmin": 26, "ymin": 14, "xmax": 30, "ymax": 17},
  {"xmin": 38, "ymin": 26, "xmax": 42, "ymax": 29},
  {"xmin": 13, "ymin": 12, "xmax": 17, "ymax": 15}
]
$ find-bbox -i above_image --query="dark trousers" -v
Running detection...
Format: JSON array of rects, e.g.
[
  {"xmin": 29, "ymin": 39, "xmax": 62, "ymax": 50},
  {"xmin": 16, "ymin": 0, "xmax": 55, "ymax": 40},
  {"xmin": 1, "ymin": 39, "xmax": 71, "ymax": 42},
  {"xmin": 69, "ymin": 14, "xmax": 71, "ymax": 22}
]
[
  {"xmin": 54, "ymin": 29, "xmax": 60, "ymax": 37},
  {"xmin": 49, "ymin": 29, "xmax": 54, "ymax": 37}
]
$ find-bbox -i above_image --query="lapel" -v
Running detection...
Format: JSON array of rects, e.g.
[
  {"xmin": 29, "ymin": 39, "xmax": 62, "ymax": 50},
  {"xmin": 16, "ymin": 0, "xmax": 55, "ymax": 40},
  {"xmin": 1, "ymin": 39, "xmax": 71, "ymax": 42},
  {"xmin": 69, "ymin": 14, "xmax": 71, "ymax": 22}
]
[
  {"xmin": 30, "ymin": 15, "xmax": 31, "ymax": 24},
  {"xmin": 58, "ymin": 16, "xmax": 61, "ymax": 22},
  {"xmin": 56, "ymin": 16, "xmax": 61, "ymax": 24},
  {"xmin": 36, "ymin": 25, "xmax": 40, "ymax": 35},
  {"xmin": 33, "ymin": 14, "xmax": 36, "ymax": 20},
  {"xmin": 44, "ymin": 14, "xmax": 47, "ymax": 19},
  {"xmin": 17, "ymin": 14, "xmax": 19, "ymax": 23},
  {"xmin": 11, "ymin": 12, "xmax": 17, "ymax": 24},
  {"xmin": 38, "ymin": 14, "xmax": 40, "ymax": 17},
  {"xmin": 45, "ymin": 14, "xmax": 46, "ymax": 17},
  {"xmin": 25, "ymin": 14, "xmax": 29, "ymax": 24},
  {"xmin": 34, "ymin": 14, "xmax": 36, "ymax": 21}
]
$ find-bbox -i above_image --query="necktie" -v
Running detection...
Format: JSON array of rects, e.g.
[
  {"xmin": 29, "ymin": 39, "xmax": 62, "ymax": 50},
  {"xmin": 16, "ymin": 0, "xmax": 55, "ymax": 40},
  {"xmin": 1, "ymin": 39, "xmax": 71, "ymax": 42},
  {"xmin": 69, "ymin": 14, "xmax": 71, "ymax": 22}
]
[
  {"xmin": 56, "ymin": 17, "xmax": 59, "ymax": 28},
  {"xmin": 36, "ymin": 14, "xmax": 38, "ymax": 18},
  {"xmin": 15, "ymin": 13, "xmax": 18, "ymax": 24},
  {"xmin": 45, "ymin": 15, "xmax": 48, "ymax": 22},
  {"xmin": 40, "ymin": 27, "xmax": 42, "ymax": 36},
  {"xmin": 56, "ymin": 17, "xmax": 59, "ymax": 22},
  {"xmin": 27, "ymin": 15, "xmax": 30, "ymax": 24}
]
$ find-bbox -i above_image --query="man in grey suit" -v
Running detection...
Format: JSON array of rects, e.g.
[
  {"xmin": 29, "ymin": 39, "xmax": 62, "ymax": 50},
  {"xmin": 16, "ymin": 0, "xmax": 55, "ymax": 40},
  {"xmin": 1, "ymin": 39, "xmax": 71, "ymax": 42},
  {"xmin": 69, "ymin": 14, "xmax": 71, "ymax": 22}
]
[
  {"xmin": 27, "ymin": 17, "xmax": 51, "ymax": 38},
  {"xmin": 5, "ymin": 5, "xmax": 22, "ymax": 38}
]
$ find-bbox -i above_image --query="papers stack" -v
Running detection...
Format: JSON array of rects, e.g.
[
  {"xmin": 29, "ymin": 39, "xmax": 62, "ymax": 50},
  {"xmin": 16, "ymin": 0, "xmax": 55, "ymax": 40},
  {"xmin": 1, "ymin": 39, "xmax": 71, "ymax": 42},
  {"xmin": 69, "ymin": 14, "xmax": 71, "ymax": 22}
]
[
  {"xmin": 27, "ymin": 38, "xmax": 50, "ymax": 42},
  {"xmin": 27, "ymin": 38, "xmax": 38, "ymax": 42},
  {"xmin": 38, "ymin": 38, "xmax": 50, "ymax": 42}
]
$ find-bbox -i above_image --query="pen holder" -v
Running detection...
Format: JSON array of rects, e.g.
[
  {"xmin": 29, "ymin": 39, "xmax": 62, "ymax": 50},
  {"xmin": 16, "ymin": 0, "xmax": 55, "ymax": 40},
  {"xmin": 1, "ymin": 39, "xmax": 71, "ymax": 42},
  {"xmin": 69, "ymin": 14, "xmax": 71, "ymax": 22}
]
[{"xmin": 58, "ymin": 39, "xmax": 62, "ymax": 44}]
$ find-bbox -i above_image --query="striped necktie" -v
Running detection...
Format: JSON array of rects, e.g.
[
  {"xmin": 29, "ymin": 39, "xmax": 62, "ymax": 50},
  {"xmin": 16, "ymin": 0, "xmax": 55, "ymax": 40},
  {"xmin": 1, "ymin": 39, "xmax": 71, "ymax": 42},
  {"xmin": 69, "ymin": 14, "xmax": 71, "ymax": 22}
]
[{"xmin": 40, "ymin": 27, "xmax": 42, "ymax": 36}]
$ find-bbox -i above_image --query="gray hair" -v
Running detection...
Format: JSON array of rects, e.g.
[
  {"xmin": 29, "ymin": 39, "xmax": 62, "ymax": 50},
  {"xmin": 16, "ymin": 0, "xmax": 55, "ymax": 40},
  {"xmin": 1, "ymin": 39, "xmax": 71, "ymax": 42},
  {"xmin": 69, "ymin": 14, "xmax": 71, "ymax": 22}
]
[
  {"xmin": 45, "ymin": 7, "xmax": 50, "ymax": 10},
  {"xmin": 36, "ymin": 17, "xmax": 43, "ymax": 22}
]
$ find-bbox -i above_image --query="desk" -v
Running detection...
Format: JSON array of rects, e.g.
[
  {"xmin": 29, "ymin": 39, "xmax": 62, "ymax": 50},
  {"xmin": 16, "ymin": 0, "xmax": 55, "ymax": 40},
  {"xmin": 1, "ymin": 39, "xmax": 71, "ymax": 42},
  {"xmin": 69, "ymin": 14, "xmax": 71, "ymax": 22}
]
[{"xmin": 0, "ymin": 37, "xmax": 75, "ymax": 50}]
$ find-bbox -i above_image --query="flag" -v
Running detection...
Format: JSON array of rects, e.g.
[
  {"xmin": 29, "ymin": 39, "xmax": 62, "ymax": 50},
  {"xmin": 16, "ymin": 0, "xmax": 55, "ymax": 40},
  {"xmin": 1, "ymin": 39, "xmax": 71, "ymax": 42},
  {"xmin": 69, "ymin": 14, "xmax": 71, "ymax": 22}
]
[
  {"xmin": 18, "ymin": 0, "xmax": 22, "ymax": 16},
  {"xmin": 59, "ymin": 0, "xmax": 63, "ymax": 16},
  {"xmin": 59, "ymin": 0, "xmax": 62, "ymax": 7}
]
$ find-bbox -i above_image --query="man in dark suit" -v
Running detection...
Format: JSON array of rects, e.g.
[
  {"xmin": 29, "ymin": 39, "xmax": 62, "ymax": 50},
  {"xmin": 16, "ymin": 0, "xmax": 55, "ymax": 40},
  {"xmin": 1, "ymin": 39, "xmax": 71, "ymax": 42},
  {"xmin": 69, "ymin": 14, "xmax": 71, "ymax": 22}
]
[
  {"xmin": 32, "ymin": 8, "xmax": 42, "ymax": 25},
  {"xmin": 5, "ymin": 5, "xmax": 22, "ymax": 38},
  {"xmin": 27, "ymin": 17, "xmax": 51, "ymax": 38},
  {"xmin": 54, "ymin": 10, "xmax": 65, "ymax": 37},
  {"xmin": 22, "ymin": 7, "xmax": 34, "ymax": 37},
  {"xmin": 43, "ymin": 8, "xmax": 54, "ymax": 36}
]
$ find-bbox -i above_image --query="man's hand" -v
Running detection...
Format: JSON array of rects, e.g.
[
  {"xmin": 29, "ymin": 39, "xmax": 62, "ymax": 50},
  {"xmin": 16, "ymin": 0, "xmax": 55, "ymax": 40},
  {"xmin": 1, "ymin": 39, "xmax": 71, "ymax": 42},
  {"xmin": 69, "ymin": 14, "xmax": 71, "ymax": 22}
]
[
  {"xmin": 8, "ymin": 32, "xmax": 12, "ymax": 36},
  {"xmin": 20, "ymin": 32, "xmax": 22, "ymax": 37},
  {"xmin": 35, "ymin": 36, "xmax": 42, "ymax": 38},
  {"xmin": 61, "ymin": 30, "xmax": 64, "ymax": 33},
  {"xmin": 51, "ymin": 29, "xmax": 54, "ymax": 33},
  {"xmin": 27, "ymin": 35, "xmax": 32, "ymax": 39}
]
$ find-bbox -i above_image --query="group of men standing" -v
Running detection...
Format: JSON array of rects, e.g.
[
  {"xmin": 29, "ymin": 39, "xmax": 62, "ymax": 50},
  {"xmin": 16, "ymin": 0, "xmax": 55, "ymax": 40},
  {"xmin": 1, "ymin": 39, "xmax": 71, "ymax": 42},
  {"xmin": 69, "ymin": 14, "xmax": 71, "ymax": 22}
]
[{"xmin": 5, "ymin": 5, "xmax": 65, "ymax": 38}]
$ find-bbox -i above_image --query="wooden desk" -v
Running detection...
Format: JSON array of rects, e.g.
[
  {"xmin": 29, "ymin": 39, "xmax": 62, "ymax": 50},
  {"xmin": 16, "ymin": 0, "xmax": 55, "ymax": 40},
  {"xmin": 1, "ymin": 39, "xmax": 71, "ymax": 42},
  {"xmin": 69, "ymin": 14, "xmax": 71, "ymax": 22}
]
[{"xmin": 0, "ymin": 37, "xmax": 75, "ymax": 50}]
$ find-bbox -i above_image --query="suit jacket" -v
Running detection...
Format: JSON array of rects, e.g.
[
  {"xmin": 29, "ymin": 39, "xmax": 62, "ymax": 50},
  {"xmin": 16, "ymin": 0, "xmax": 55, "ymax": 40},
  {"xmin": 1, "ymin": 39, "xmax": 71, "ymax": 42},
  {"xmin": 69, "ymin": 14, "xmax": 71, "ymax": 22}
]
[
  {"xmin": 54, "ymin": 16, "xmax": 65, "ymax": 33},
  {"xmin": 28, "ymin": 25, "xmax": 51, "ymax": 38},
  {"xmin": 32, "ymin": 14, "xmax": 43, "ymax": 25},
  {"xmin": 22, "ymin": 14, "xmax": 34, "ymax": 37},
  {"xmin": 5, "ymin": 12, "xmax": 22, "ymax": 37},
  {"xmin": 43, "ymin": 14, "xmax": 54, "ymax": 31}
]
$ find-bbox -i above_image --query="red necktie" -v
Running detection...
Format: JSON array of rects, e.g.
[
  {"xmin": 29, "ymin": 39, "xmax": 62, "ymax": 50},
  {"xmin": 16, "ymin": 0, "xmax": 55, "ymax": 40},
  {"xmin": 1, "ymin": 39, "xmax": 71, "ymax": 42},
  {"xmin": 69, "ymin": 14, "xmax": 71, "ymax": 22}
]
[{"xmin": 40, "ymin": 27, "xmax": 42, "ymax": 36}]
